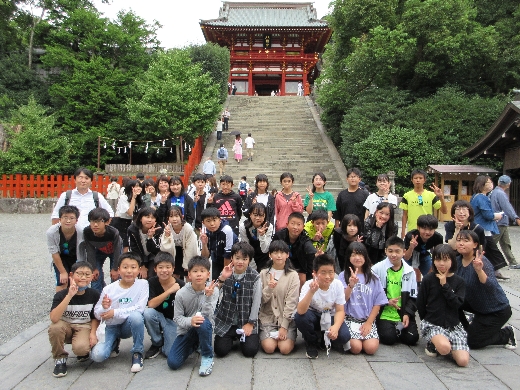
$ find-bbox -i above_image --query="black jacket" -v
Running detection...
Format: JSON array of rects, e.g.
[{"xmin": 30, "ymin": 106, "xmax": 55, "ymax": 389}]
[
  {"xmin": 272, "ymin": 228, "xmax": 316, "ymax": 278},
  {"xmin": 416, "ymin": 272, "xmax": 465, "ymax": 328},
  {"xmin": 158, "ymin": 193, "xmax": 195, "ymax": 226},
  {"xmin": 127, "ymin": 223, "xmax": 162, "ymax": 267},
  {"xmin": 242, "ymin": 191, "xmax": 275, "ymax": 227}
]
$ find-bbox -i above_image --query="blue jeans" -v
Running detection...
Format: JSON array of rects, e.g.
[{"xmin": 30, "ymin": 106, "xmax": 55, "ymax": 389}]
[
  {"xmin": 144, "ymin": 308, "xmax": 178, "ymax": 356},
  {"xmin": 405, "ymin": 254, "xmax": 432, "ymax": 276},
  {"xmin": 91, "ymin": 249, "xmax": 116, "ymax": 292},
  {"xmin": 167, "ymin": 317, "xmax": 213, "ymax": 370},
  {"xmin": 294, "ymin": 310, "xmax": 351, "ymax": 346},
  {"xmin": 91, "ymin": 311, "xmax": 145, "ymax": 362}
]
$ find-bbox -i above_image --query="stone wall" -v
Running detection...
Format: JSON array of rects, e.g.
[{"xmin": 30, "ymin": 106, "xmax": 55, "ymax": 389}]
[{"xmin": 0, "ymin": 198, "xmax": 56, "ymax": 214}]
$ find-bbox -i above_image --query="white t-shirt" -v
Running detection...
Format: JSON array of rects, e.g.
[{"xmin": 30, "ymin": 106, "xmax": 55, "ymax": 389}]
[
  {"xmin": 299, "ymin": 278, "xmax": 346, "ymax": 316},
  {"xmin": 363, "ymin": 193, "xmax": 398, "ymax": 216},
  {"xmin": 244, "ymin": 137, "xmax": 255, "ymax": 149},
  {"xmin": 115, "ymin": 192, "xmax": 133, "ymax": 219},
  {"xmin": 94, "ymin": 279, "xmax": 149, "ymax": 326},
  {"xmin": 256, "ymin": 193, "xmax": 268, "ymax": 206}
]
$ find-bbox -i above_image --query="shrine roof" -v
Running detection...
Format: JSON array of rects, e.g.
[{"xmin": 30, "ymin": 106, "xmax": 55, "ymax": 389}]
[{"xmin": 200, "ymin": 2, "xmax": 328, "ymax": 28}]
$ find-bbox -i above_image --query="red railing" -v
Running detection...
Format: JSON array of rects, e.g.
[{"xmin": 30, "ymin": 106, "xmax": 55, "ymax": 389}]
[{"xmin": 0, "ymin": 137, "xmax": 204, "ymax": 198}]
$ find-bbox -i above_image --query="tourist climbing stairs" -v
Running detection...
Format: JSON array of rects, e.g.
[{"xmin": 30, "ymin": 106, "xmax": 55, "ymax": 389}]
[{"xmin": 206, "ymin": 96, "xmax": 346, "ymax": 199}]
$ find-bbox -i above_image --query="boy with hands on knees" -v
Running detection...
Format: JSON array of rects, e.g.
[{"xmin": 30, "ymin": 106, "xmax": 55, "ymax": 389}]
[
  {"xmin": 294, "ymin": 254, "xmax": 351, "ymax": 359},
  {"xmin": 214, "ymin": 242, "xmax": 261, "ymax": 358},
  {"xmin": 91, "ymin": 252, "xmax": 149, "ymax": 373},
  {"xmin": 143, "ymin": 252, "xmax": 185, "ymax": 359},
  {"xmin": 48, "ymin": 261, "xmax": 100, "ymax": 378},
  {"xmin": 167, "ymin": 256, "xmax": 218, "ymax": 376},
  {"xmin": 372, "ymin": 237, "xmax": 419, "ymax": 346}
]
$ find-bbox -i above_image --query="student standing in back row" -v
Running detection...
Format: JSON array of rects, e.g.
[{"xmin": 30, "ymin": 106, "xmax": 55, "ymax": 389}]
[
  {"xmin": 399, "ymin": 169, "xmax": 447, "ymax": 238},
  {"xmin": 51, "ymin": 167, "xmax": 114, "ymax": 230},
  {"xmin": 334, "ymin": 168, "xmax": 368, "ymax": 228}
]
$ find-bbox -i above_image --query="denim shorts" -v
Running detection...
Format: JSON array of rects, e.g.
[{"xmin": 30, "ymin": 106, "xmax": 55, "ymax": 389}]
[{"xmin": 53, "ymin": 263, "xmax": 73, "ymax": 286}]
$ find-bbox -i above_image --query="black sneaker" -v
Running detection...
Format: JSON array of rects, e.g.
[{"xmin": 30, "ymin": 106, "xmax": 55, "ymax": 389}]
[
  {"xmin": 131, "ymin": 352, "xmax": 144, "ymax": 372},
  {"xmin": 425, "ymin": 341, "xmax": 438, "ymax": 357},
  {"xmin": 76, "ymin": 354, "xmax": 90, "ymax": 362},
  {"xmin": 305, "ymin": 343, "xmax": 319, "ymax": 359},
  {"xmin": 52, "ymin": 359, "xmax": 67, "ymax": 378},
  {"xmin": 505, "ymin": 325, "xmax": 517, "ymax": 350},
  {"xmin": 145, "ymin": 345, "xmax": 161, "ymax": 359},
  {"xmin": 110, "ymin": 338, "xmax": 121, "ymax": 358}
]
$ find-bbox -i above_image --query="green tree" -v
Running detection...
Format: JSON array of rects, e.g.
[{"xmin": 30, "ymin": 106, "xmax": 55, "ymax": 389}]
[
  {"xmin": 339, "ymin": 87, "xmax": 411, "ymax": 166},
  {"xmin": 0, "ymin": 96, "xmax": 71, "ymax": 174},
  {"xmin": 405, "ymin": 86, "xmax": 507, "ymax": 157},
  {"xmin": 351, "ymin": 126, "xmax": 448, "ymax": 194},
  {"xmin": 188, "ymin": 43, "xmax": 230, "ymax": 104},
  {"xmin": 41, "ymin": 7, "xmax": 159, "ymax": 167},
  {"xmin": 126, "ymin": 49, "xmax": 221, "ymax": 161}
]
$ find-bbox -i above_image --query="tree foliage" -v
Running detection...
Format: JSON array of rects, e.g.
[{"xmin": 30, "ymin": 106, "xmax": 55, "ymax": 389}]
[
  {"xmin": 188, "ymin": 43, "xmax": 230, "ymax": 104},
  {"xmin": 126, "ymin": 49, "xmax": 221, "ymax": 145},
  {"xmin": 318, "ymin": 0, "xmax": 517, "ymax": 191},
  {"xmin": 351, "ymin": 126, "xmax": 449, "ymax": 194},
  {"xmin": 0, "ymin": 97, "xmax": 71, "ymax": 174}
]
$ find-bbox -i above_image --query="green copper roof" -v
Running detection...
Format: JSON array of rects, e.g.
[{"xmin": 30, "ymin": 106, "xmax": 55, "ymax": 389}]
[{"xmin": 200, "ymin": 2, "xmax": 328, "ymax": 28}]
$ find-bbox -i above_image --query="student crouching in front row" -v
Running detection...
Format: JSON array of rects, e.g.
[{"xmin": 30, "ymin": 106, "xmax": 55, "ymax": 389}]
[
  {"xmin": 372, "ymin": 236, "xmax": 419, "ymax": 346},
  {"xmin": 91, "ymin": 252, "xmax": 149, "ymax": 372},
  {"xmin": 214, "ymin": 242, "xmax": 261, "ymax": 358},
  {"xmin": 167, "ymin": 256, "xmax": 218, "ymax": 376},
  {"xmin": 295, "ymin": 254, "xmax": 351, "ymax": 359}
]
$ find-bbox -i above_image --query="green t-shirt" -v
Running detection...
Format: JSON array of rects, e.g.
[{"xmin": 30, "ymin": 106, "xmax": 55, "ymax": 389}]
[
  {"xmin": 399, "ymin": 189, "xmax": 441, "ymax": 231},
  {"xmin": 380, "ymin": 266, "xmax": 404, "ymax": 322},
  {"xmin": 303, "ymin": 191, "xmax": 336, "ymax": 212}
]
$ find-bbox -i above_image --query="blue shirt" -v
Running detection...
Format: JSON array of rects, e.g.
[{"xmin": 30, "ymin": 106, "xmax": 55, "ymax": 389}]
[
  {"xmin": 456, "ymin": 255, "xmax": 509, "ymax": 314},
  {"xmin": 470, "ymin": 193, "xmax": 499, "ymax": 234}
]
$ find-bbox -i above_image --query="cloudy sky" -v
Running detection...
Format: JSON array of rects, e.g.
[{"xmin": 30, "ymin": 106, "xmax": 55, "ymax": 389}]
[{"xmin": 94, "ymin": 0, "xmax": 333, "ymax": 49}]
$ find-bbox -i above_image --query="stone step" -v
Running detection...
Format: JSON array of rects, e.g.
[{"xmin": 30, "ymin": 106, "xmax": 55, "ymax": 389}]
[{"xmin": 205, "ymin": 96, "xmax": 346, "ymax": 198}]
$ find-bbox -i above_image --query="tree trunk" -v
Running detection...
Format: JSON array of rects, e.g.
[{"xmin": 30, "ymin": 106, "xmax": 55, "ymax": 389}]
[{"xmin": 28, "ymin": 6, "xmax": 46, "ymax": 69}]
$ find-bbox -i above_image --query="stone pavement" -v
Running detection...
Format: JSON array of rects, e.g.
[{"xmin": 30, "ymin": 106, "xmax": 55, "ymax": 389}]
[{"xmin": 1, "ymin": 285, "xmax": 519, "ymax": 390}]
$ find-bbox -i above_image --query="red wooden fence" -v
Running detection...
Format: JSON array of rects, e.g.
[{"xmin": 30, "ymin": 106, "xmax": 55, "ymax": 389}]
[{"xmin": 0, "ymin": 137, "xmax": 203, "ymax": 199}]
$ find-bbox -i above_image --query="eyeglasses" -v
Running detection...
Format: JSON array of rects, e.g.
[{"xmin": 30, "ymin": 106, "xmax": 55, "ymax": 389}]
[
  {"xmin": 62, "ymin": 242, "xmax": 70, "ymax": 255},
  {"xmin": 454, "ymin": 207, "xmax": 469, "ymax": 212},
  {"xmin": 418, "ymin": 195, "xmax": 423, "ymax": 206},
  {"xmin": 74, "ymin": 272, "xmax": 93, "ymax": 279},
  {"xmin": 231, "ymin": 281, "xmax": 241, "ymax": 299},
  {"xmin": 61, "ymin": 216, "xmax": 77, "ymax": 222}
]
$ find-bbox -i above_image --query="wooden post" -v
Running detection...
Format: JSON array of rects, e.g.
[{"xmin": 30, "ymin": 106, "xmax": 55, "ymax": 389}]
[{"xmin": 97, "ymin": 136, "xmax": 101, "ymax": 171}]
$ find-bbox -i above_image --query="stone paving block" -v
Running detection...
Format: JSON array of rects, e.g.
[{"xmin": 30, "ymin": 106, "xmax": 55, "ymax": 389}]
[
  {"xmin": 0, "ymin": 320, "xmax": 48, "ymax": 361},
  {"xmin": 469, "ymin": 347, "xmax": 520, "ymax": 366},
  {"xmin": 254, "ymin": 358, "xmax": 317, "ymax": 390},
  {"xmin": 126, "ymin": 354, "xmax": 196, "ymax": 389},
  {"xmin": 188, "ymin": 351, "xmax": 253, "ymax": 390},
  {"xmin": 365, "ymin": 343, "xmax": 423, "ymax": 363},
  {"xmin": 0, "ymin": 330, "xmax": 50, "ymax": 389},
  {"xmin": 423, "ymin": 357, "xmax": 509, "ymax": 390},
  {"xmin": 70, "ymin": 349, "xmax": 135, "ymax": 390},
  {"xmin": 312, "ymin": 354, "xmax": 382, "ymax": 390},
  {"xmin": 14, "ymin": 356, "xmax": 89, "ymax": 390},
  {"xmin": 369, "ymin": 362, "xmax": 446, "ymax": 390},
  {"xmin": 484, "ymin": 364, "xmax": 520, "ymax": 389},
  {"xmin": 255, "ymin": 335, "xmax": 308, "ymax": 359}
]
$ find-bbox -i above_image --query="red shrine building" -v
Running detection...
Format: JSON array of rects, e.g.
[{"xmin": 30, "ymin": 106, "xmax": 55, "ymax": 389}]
[{"xmin": 200, "ymin": 2, "xmax": 332, "ymax": 96}]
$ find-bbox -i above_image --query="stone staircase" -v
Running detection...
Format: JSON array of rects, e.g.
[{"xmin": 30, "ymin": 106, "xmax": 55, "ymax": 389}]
[{"xmin": 206, "ymin": 96, "xmax": 346, "ymax": 198}]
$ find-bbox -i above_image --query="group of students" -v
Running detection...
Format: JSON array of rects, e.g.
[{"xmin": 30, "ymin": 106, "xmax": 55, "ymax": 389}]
[{"xmin": 46, "ymin": 166, "xmax": 517, "ymax": 379}]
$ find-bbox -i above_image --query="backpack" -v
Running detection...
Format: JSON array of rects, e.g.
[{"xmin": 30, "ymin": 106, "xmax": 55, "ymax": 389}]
[
  {"xmin": 239, "ymin": 182, "xmax": 247, "ymax": 196},
  {"xmin": 65, "ymin": 190, "xmax": 99, "ymax": 208},
  {"xmin": 218, "ymin": 148, "xmax": 225, "ymax": 159}
]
